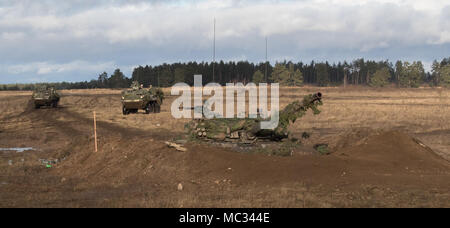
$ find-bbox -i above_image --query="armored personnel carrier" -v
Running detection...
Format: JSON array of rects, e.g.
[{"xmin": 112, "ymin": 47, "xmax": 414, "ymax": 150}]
[
  {"xmin": 186, "ymin": 92, "xmax": 322, "ymax": 143},
  {"xmin": 121, "ymin": 81, "xmax": 164, "ymax": 115},
  {"xmin": 31, "ymin": 86, "xmax": 60, "ymax": 109}
]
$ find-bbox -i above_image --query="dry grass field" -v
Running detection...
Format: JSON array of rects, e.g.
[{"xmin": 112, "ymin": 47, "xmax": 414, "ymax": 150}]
[{"xmin": 0, "ymin": 86, "xmax": 449, "ymax": 207}]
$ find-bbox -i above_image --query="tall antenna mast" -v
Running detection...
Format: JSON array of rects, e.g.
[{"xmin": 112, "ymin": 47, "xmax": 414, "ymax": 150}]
[
  {"xmin": 213, "ymin": 18, "xmax": 216, "ymax": 82},
  {"xmin": 265, "ymin": 36, "xmax": 268, "ymax": 82}
]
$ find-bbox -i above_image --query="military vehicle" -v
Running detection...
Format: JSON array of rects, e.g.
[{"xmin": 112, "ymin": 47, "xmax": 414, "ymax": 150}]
[
  {"xmin": 31, "ymin": 85, "xmax": 60, "ymax": 109},
  {"xmin": 186, "ymin": 92, "xmax": 322, "ymax": 143},
  {"xmin": 121, "ymin": 81, "xmax": 164, "ymax": 115}
]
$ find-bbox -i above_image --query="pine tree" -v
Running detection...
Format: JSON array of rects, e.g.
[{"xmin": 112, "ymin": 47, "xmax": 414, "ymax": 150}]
[
  {"xmin": 97, "ymin": 72, "xmax": 108, "ymax": 88},
  {"xmin": 108, "ymin": 69, "xmax": 129, "ymax": 88},
  {"xmin": 395, "ymin": 60, "xmax": 403, "ymax": 86},
  {"xmin": 369, "ymin": 67, "xmax": 390, "ymax": 87},
  {"xmin": 441, "ymin": 65, "xmax": 450, "ymax": 87},
  {"xmin": 286, "ymin": 63, "xmax": 303, "ymax": 86},
  {"xmin": 174, "ymin": 67, "xmax": 186, "ymax": 84},
  {"xmin": 398, "ymin": 61, "xmax": 424, "ymax": 88},
  {"xmin": 269, "ymin": 63, "xmax": 288, "ymax": 84},
  {"xmin": 252, "ymin": 70, "xmax": 265, "ymax": 84},
  {"xmin": 316, "ymin": 63, "xmax": 329, "ymax": 87}
]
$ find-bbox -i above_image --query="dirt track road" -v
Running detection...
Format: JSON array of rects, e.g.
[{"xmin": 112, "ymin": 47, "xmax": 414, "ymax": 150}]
[{"xmin": 0, "ymin": 90, "xmax": 449, "ymax": 207}]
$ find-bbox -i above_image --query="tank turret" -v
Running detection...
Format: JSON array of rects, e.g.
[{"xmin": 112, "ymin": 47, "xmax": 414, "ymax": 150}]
[{"xmin": 186, "ymin": 92, "xmax": 323, "ymax": 143}]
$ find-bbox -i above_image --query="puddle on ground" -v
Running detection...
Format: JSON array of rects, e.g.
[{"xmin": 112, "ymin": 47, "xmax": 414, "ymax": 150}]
[{"xmin": 0, "ymin": 147, "xmax": 34, "ymax": 153}]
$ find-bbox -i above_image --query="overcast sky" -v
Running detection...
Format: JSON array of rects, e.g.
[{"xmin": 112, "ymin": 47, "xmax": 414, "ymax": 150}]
[{"xmin": 1, "ymin": 0, "xmax": 449, "ymax": 83}]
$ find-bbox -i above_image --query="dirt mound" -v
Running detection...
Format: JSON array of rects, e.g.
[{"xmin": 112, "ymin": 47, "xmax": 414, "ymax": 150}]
[
  {"xmin": 332, "ymin": 128, "xmax": 382, "ymax": 151},
  {"xmin": 335, "ymin": 130, "xmax": 448, "ymax": 169},
  {"xmin": 48, "ymin": 127, "xmax": 449, "ymax": 190}
]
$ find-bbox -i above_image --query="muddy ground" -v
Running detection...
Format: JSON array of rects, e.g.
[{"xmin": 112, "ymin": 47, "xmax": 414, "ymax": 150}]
[{"xmin": 0, "ymin": 88, "xmax": 449, "ymax": 207}]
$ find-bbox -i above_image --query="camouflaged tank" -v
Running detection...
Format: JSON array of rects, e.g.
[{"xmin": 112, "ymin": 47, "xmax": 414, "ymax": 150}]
[
  {"xmin": 186, "ymin": 92, "xmax": 322, "ymax": 143},
  {"xmin": 31, "ymin": 85, "xmax": 60, "ymax": 109},
  {"xmin": 121, "ymin": 81, "xmax": 164, "ymax": 115}
]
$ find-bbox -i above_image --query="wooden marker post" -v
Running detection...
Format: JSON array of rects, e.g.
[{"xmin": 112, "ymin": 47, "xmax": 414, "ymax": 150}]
[{"xmin": 94, "ymin": 111, "xmax": 98, "ymax": 152}]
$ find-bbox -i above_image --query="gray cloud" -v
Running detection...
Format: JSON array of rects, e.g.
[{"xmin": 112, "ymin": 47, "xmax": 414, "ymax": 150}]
[{"xmin": 0, "ymin": 0, "xmax": 449, "ymax": 83}]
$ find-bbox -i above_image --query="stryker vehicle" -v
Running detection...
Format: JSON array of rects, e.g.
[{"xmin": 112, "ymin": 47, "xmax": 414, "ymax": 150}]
[
  {"xmin": 186, "ymin": 92, "xmax": 322, "ymax": 143},
  {"xmin": 31, "ymin": 86, "xmax": 60, "ymax": 109},
  {"xmin": 121, "ymin": 81, "xmax": 164, "ymax": 115}
]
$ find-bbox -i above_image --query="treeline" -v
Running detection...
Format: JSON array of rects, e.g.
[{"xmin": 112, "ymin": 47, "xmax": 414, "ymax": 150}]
[
  {"xmin": 130, "ymin": 58, "xmax": 450, "ymax": 88},
  {"xmin": 0, "ymin": 69, "xmax": 131, "ymax": 91},
  {"xmin": 1, "ymin": 58, "xmax": 449, "ymax": 91}
]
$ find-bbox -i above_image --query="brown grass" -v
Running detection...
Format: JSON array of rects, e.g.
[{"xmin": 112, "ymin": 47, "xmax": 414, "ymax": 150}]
[
  {"xmin": 39, "ymin": 86, "xmax": 449, "ymax": 158},
  {"xmin": 2, "ymin": 86, "xmax": 448, "ymax": 158},
  {"xmin": 0, "ymin": 86, "xmax": 449, "ymax": 207}
]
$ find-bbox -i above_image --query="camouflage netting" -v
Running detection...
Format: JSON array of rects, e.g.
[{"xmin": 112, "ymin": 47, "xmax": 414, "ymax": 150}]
[
  {"xmin": 276, "ymin": 93, "xmax": 322, "ymax": 135},
  {"xmin": 186, "ymin": 92, "xmax": 322, "ymax": 143}
]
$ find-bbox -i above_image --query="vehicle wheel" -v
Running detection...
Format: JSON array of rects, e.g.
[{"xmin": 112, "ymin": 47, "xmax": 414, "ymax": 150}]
[
  {"xmin": 146, "ymin": 102, "xmax": 154, "ymax": 114},
  {"xmin": 122, "ymin": 106, "xmax": 129, "ymax": 115},
  {"xmin": 52, "ymin": 101, "xmax": 58, "ymax": 108},
  {"xmin": 35, "ymin": 104, "xmax": 40, "ymax": 109}
]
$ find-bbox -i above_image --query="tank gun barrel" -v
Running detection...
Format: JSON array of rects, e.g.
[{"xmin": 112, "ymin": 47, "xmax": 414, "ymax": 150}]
[
  {"xmin": 271, "ymin": 92, "xmax": 323, "ymax": 137},
  {"xmin": 188, "ymin": 92, "xmax": 323, "ymax": 142},
  {"xmin": 245, "ymin": 92, "xmax": 323, "ymax": 140},
  {"xmin": 311, "ymin": 92, "xmax": 322, "ymax": 103}
]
